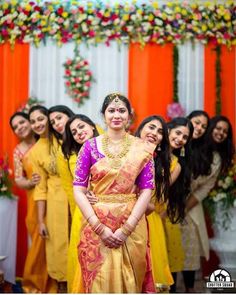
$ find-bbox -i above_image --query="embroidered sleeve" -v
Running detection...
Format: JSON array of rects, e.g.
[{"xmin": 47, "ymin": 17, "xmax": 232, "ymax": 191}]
[
  {"xmin": 13, "ymin": 149, "xmax": 24, "ymax": 180},
  {"xmin": 73, "ymin": 140, "xmax": 92, "ymax": 187},
  {"xmin": 136, "ymin": 158, "xmax": 155, "ymax": 190}
]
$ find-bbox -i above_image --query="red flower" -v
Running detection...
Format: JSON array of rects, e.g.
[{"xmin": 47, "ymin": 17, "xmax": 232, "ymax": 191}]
[
  {"xmin": 88, "ymin": 30, "xmax": 95, "ymax": 37},
  {"xmin": 57, "ymin": 7, "xmax": 64, "ymax": 15}
]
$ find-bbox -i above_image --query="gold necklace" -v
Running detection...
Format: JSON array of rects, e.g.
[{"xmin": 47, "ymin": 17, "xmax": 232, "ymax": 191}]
[{"xmin": 102, "ymin": 133, "xmax": 131, "ymax": 169}]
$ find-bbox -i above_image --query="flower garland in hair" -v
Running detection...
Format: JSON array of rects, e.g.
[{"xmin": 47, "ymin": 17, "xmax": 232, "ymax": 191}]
[{"xmin": 64, "ymin": 47, "xmax": 93, "ymax": 105}]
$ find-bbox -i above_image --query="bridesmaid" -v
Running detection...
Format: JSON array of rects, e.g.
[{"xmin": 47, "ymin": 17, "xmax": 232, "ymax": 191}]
[
  {"xmin": 181, "ymin": 114, "xmax": 234, "ymax": 293},
  {"xmin": 135, "ymin": 115, "xmax": 173, "ymax": 291},
  {"xmin": 165, "ymin": 117, "xmax": 193, "ymax": 293},
  {"xmin": 28, "ymin": 105, "xmax": 69, "ymax": 293},
  {"xmin": 10, "ymin": 111, "xmax": 56, "ymax": 293},
  {"xmin": 60, "ymin": 114, "xmax": 100, "ymax": 293}
]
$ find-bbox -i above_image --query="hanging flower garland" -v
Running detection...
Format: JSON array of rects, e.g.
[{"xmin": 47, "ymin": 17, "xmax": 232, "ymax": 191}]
[
  {"xmin": 167, "ymin": 45, "xmax": 185, "ymax": 120},
  {"xmin": 215, "ymin": 45, "xmax": 222, "ymax": 115},
  {"xmin": 0, "ymin": 1, "xmax": 235, "ymax": 48},
  {"xmin": 64, "ymin": 48, "xmax": 92, "ymax": 105}
]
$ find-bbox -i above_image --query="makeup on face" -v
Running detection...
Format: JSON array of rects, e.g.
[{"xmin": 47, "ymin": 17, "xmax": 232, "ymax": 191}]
[
  {"xmin": 104, "ymin": 98, "xmax": 129, "ymax": 131},
  {"xmin": 212, "ymin": 121, "xmax": 229, "ymax": 143},
  {"xmin": 140, "ymin": 120, "xmax": 163, "ymax": 146},
  {"xmin": 30, "ymin": 110, "xmax": 48, "ymax": 137},
  {"xmin": 49, "ymin": 112, "xmax": 69, "ymax": 135},
  {"xmin": 70, "ymin": 118, "xmax": 94, "ymax": 144},
  {"xmin": 191, "ymin": 115, "xmax": 208, "ymax": 139},
  {"xmin": 11, "ymin": 116, "xmax": 32, "ymax": 140},
  {"xmin": 169, "ymin": 125, "xmax": 190, "ymax": 150}
]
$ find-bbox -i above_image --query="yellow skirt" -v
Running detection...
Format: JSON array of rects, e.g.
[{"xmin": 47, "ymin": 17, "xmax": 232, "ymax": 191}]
[
  {"xmin": 68, "ymin": 206, "xmax": 84, "ymax": 293},
  {"xmin": 147, "ymin": 211, "xmax": 174, "ymax": 286},
  {"xmin": 163, "ymin": 217, "xmax": 185, "ymax": 273}
]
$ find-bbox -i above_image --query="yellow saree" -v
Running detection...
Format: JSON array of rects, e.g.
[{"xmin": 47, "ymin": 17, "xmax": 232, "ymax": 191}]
[{"xmin": 74, "ymin": 135, "xmax": 155, "ymax": 293}]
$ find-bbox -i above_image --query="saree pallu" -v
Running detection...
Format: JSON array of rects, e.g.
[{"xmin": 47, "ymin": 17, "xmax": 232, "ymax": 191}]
[{"xmin": 79, "ymin": 194, "xmax": 148, "ymax": 293}]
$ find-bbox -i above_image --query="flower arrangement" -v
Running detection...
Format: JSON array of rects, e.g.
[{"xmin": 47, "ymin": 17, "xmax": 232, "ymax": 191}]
[
  {"xmin": 0, "ymin": 156, "xmax": 13, "ymax": 199},
  {"xmin": 17, "ymin": 96, "xmax": 44, "ymax": 113},
  {"xmin": 204, "ymin": 156, "xmax": 236, "ymax": 230},
  {"xmin": 64, "ymin": 48, "xmax": 92, "ymax": 105},
  {"xmin": 0, "ymin": 1, "xmax": 235, "ymax": 48},
  {"xmin": 167, "ymin": 102, "xmax": 185, "ymax": 119}
]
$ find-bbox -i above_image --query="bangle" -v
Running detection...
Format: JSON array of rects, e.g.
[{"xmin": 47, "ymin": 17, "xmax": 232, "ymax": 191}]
[
  {"xmin": 87, "ymin": 214, "xmax": 95, "ymax": 223},
  {"xmin": 91, "ymin": 220, "xmax": 100, "ymax": 229},
  {"xmin": 93, "ymin": 223, "xmax": 105, "ymax": 236},
  {"xmin": 124, "ymin": 221, "xmax": 135, "ymax": 232},
  {"xmin": 120, "ymin": 226, "xmax": 131, "ymax": 236}
]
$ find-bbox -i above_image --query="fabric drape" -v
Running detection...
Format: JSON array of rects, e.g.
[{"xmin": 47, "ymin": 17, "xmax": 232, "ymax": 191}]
[{"xmin": 0, "ymin": 42, "xmax": 29, "ymax": 277}]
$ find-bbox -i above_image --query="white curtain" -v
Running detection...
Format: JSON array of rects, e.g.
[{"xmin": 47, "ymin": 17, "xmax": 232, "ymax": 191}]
[
  {"xmin": 30, "ymin": 40, "xmax": 205, "ymax": 124},
  {"xmin": 178, "ymin": 41, "xmax": 204, "ymax": 116},
  {"xmin": 29, "ymin": 41, "xmax": 128, "ymax": 127}
]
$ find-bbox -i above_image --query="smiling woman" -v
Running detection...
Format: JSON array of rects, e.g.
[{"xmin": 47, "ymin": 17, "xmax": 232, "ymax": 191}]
[
  {"xmin": 73, "ymin": 93, "xmax": 156, "ymax": 293},
  {"xmin": 9, "ymin": 111, "xmax": 56, "ymax": 293},
  {"xmin": 28, "ymin": 105, "xmax": 69, "ymax": 292}
]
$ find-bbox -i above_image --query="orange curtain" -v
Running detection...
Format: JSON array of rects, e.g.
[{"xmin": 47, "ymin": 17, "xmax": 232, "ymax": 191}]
[
  {"xmin": 204, "ymin": 43, "xmax": 217, "ymax": 117},
  {"xmin": 128, "ymin": 43, "xmax": 173, "ymax": 130},
  {"xmin": 0, "ymin": 42, "xmax": 29, "ymax": 277},
  {"xmin": 221, "ymin": 46, "xmax": 235, "ymax": 140}
]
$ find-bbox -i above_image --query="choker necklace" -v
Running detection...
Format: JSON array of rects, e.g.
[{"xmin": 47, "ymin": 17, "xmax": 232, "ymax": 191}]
[{"xmin": 102, "ymin": 133, "xmax": 131, "ymax": 169}]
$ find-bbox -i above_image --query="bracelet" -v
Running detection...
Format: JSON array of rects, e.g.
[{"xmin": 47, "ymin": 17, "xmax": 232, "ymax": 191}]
[
  {"xmin": 91, "ymin": 220, "xmax": 100, "ymax": 230},
  {"xmin": 124, "ymin": 221, "xmax": 135, "ymax": 232},
  {"xmin": 87, "ymin": 214, "xmax": 95, "ymax": 223},
  {"xmin": 120, "ymin": 226, "xmax": 131, "ymax": 236},
  {"xmin": 94, "ymin": 223, "xmax": 105, "ymax": 236}
]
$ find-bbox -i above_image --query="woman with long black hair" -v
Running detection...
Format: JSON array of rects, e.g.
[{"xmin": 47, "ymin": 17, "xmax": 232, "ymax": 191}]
[{"xmin": 181, "ymin": 114, "xmax": 234, "ymax": 293}]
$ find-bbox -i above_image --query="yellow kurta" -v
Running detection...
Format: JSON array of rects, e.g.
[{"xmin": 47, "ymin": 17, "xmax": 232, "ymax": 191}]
[
  {"xmin": 147, "ymin": 190, "xmax": 174, "ymax": 287},
  {"xmin": 57, "ymin": 151, "xmax": 83, "ymax": 293},
  {"xmin": 13, "ymin": 145, "xmax": 56, "ymax": 293},
  {"xmin": 162, "ymin": 155, "xmax": 185, "ymax": 273},
  {"xmin": 30, "ymin": 137, "xmax": 68, "ymax": 282}
]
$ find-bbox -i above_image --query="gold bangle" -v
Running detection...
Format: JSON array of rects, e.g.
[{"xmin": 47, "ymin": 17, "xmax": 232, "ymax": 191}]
[
  {"xmin": 91, "ymin": 220, "xmax": 100, "ymax": 230},
  {"xmin": 121, "ymin": 226, "xmax": 131, "ymax": 236},
  {"xmin": 124, "ymin": 221, "xmax": 135, "ymax": 232}
]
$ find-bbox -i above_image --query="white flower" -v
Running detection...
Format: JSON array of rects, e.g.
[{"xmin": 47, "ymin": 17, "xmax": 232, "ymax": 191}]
[
  {"xmin": 234, "ymin": 199, "xmax": 236, "ymax": 208},
  {"xmin": 225, "ymin": 176, "xmax": 232, "ymax": 185},
  {"xmin": 213, "ymin": 192, "xmax": 227, "ymax": 202},
  {"xmin": 218, "ymin": 180, "xmax": 224, "ymax": 187},
  {"xmin": 222, "ymin": 183, "xmax": 230, "ymax": 190}
]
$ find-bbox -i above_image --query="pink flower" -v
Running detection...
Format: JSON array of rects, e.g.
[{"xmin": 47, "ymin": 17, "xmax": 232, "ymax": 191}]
[
  {"xmin": 167, "ymin": 102, "xmax": 185, "ymax": 119},
  {"xmin": 176, "ymin": 13, "xmax": 181, "ymax": 20},
  {"xmin": 88, "ymin": 30, "xmax": 95, "ymax": 37},
  {"xmin": 66, "ymin": 59, "xmax": 72, "ymax": 65}
]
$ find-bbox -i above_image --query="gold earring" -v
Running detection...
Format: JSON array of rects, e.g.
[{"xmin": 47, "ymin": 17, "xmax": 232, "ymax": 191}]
[{"xmin": 180, "ymin": 146, "xmax": 185, "ymax": 157}]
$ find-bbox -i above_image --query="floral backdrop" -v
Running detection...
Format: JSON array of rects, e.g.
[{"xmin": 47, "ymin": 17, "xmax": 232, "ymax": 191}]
[{"xmin": 0, "ymin": 0, "xmax": 235, "ymax": 47}]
